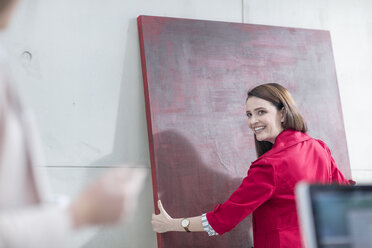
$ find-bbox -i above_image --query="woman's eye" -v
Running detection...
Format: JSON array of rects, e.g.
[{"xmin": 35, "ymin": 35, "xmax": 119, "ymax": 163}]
[
  {"xmin": 246, "ymin": 113, "xmax": 252, "ymax": 118},
  {"xmin": 258, "ymin": 110, "xmax": 265, "ymax": 115}
]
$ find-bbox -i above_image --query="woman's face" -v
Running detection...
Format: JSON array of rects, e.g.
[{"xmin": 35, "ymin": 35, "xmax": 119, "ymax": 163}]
[{"xmin": 246, "ymin": 96, "xmax": 284, "ymax": 144}]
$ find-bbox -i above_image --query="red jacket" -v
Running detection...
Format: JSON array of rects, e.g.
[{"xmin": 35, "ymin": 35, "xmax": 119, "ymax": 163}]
[{"xmin": 206, "ymin": 129, "xmax": 352, "ymax": 248}]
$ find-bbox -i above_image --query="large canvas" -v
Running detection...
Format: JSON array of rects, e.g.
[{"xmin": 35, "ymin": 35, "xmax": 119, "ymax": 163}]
[{"xmin": 138, "ymin": 15, "xmax": 351, "ymax": 248}]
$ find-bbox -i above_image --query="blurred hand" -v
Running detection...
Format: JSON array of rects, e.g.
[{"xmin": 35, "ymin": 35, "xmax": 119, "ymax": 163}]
[
  {"xmin": 151, "ymin": 200, "xmax": 176, "ymax": 233},
  {"xmin": 68, "ymin": 168, "xmax": 146, "ymax": 228}
]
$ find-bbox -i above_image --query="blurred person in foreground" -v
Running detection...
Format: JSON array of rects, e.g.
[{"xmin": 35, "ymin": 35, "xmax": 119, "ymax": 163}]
[{"xmin": 0, "ymin": 0, "xmax": 145, "ymax": 247}]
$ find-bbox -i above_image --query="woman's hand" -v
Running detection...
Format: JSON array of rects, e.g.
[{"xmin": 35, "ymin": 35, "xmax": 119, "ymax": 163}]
[
  {"xmin": 68, "ymin": 168, "xmax": 146, "ymax": 228},
  {"xmin": 151, "ymin": 200, "xmax": 178, "ymax": 233}
]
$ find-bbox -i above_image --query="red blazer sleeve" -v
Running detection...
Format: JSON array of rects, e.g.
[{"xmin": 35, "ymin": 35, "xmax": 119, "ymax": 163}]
[
  {"xmin": 330, "ymin": 155, "xmax": 355, "ymax": 185},
  {"xmin": 206, "ymin": 163, "xmax": 276, "ymax": 235},
  {"xmin": 317, "ymin": 139, "xmax": 355, "ymax": 185}
]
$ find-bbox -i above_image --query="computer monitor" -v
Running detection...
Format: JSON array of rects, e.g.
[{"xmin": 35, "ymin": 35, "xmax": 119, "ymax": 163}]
[{"xmin": 296, "ymin": 183, "xmax": 372, "ymax": 248}]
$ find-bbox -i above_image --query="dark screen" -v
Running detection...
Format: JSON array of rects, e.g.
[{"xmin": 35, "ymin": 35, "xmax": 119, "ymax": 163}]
[{"xmin": 311, "ymin": 185, "xmax": 372, "ymax": 248}]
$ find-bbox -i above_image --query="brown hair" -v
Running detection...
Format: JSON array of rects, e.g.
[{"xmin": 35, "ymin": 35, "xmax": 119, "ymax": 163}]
[
  {"xmin": 0, "ymin": 0, "xmax": 12, "ymax": 12},
  {"xmin": 246, "ymin": 83, "xmax": 307, "ymax": 157}
]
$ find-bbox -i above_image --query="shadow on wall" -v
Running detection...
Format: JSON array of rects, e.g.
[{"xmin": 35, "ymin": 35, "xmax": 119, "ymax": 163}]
[
  {"xmin": 80, "ymin": 18, "xmax": 155, "ymax": 248},
  {"xmin": 154, "ymin": 130, "xmax": 253, "ymax": 248},
  {"xmin": 92, "ymin": 17, "xmax": 150, "ymax": 167}
]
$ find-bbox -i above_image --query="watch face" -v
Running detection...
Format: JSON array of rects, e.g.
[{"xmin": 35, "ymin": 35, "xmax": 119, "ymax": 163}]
[{"xmin": 181, "ymin": 219, "xmax": 189, "ymax": 227}]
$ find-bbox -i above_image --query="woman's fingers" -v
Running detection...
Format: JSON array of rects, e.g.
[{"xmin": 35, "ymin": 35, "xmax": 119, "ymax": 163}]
[
  {"xmin": 151, "ymin": 212, "xmax": 167, "ymax": 233},
  {"xmin": 151, "ymin": 200, "xmax": 174, "ymax": 233},
  {"xmin": 158, "ymin": 200, "xmax": 166, "ymax": 214},
  {"xmin": 158, "ymin": 200, "xmax": 171, "ymax": 218}
]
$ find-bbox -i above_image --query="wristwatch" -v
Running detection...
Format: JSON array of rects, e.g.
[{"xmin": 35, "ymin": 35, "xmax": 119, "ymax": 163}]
[{"xmin": 181, "ymin": 218, "xmax": 191, "ymax": 232}]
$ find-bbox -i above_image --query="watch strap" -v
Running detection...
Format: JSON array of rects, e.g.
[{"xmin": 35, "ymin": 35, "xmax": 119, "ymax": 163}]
[{"xmin": 181, "ymin": 218, "xmax": 191, "ymax": 232}]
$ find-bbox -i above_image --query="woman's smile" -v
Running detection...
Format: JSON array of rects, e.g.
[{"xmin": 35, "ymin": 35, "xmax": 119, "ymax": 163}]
[{"xmin": 253, "ymin": 126, "xmax": 266, "ymax": 134}]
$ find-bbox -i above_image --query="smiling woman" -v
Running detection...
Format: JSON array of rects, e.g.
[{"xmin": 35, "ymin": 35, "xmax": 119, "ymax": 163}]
[
  {"xmin": 151, "ymin": 83, "xmax": 354, "ymax": 248},
  {"xmin": 246, "ymin": 83, "xmax": 307, "ymax": 157},
  {"xmin": 246, "ymin": 97, "xmax": 284, "ymax": 146}
]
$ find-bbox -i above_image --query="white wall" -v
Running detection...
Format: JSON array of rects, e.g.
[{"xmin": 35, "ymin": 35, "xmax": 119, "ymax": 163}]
[{"xmin": 0, "ymin": 0, "xmax": 371, "ymax": 247}]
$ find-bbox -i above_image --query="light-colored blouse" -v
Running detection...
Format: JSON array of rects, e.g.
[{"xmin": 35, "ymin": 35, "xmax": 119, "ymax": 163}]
[{"xmin": 0, "ymin": 48, "xmax": 74, "ymax": 248}]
